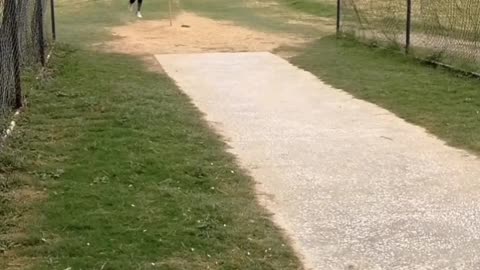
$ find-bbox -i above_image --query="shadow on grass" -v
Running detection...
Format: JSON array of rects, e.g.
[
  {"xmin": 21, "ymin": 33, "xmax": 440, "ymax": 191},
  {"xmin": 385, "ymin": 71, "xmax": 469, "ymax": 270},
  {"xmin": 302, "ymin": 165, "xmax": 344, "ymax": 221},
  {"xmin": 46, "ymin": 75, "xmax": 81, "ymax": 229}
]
[{"xmin": 0, "ymin": 45, "xmax": 302, "ymax": 269}]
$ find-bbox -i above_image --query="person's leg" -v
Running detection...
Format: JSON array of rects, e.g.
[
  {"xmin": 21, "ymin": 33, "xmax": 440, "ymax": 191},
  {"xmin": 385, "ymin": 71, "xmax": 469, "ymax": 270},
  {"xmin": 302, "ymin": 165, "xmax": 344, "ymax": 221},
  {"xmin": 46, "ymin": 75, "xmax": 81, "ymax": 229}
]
[
  {"xmin": 136, "ymin": 0, "xmax": 143, "ymax": 18},
  {"xmin": 129, "ymin": 0, "xmax": 136, "ymax": 10}
]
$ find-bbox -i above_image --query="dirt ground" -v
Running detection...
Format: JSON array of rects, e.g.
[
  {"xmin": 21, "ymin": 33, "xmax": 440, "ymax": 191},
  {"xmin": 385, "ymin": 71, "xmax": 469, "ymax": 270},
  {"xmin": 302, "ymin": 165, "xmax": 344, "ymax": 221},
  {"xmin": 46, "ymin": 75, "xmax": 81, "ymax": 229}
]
[{"xmin": 101, "ymin": 12, "xmax": 305, "ymax": 56}]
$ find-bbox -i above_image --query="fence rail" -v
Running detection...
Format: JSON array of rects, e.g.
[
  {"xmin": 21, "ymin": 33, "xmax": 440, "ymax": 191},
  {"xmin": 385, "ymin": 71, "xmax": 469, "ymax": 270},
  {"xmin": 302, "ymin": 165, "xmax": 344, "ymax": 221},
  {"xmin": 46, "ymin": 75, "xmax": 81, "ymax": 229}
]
[
  {"xmin": 337, "ymin": 0, "xmax": 480, "ymax": 75},
  {"xmin": 0, "ymin": 0, "xmax": 55, "ymax": 123}
]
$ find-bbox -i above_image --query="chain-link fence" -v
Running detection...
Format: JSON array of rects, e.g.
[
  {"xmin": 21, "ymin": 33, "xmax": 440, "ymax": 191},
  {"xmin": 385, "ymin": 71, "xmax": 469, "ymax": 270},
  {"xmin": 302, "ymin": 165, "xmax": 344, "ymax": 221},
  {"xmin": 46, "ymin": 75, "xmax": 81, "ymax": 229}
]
[
  {"xmin": 0, "ymin": 0, "xmax": 55, "ymax": 123},
  {"xmin": 337, "ymin": 0, "xmax": 480, "ymax": 75}
]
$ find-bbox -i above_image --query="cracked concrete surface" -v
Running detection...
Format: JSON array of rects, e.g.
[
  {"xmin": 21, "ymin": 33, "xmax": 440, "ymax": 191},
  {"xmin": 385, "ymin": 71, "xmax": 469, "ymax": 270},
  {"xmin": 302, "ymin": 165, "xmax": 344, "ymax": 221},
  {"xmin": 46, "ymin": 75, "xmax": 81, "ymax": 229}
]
[{"xmin": 156, "ymin": 52, "xmax": 480, "ymax": 270}]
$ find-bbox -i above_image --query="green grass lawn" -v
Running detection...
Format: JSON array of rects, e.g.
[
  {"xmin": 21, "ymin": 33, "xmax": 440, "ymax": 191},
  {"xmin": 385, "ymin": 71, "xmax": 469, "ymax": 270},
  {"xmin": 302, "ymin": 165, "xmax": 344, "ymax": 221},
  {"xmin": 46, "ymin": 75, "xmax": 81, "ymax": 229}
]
[{"xmin": 0, "ymin": 47, "xmax": 301, "ymax": 269}]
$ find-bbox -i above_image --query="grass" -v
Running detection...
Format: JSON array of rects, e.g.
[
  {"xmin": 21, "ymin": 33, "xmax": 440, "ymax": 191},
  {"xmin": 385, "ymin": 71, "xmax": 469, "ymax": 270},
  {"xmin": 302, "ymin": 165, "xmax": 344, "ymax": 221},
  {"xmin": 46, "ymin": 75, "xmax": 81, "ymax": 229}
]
[
  {"xmin": 0, "ymin": 46, "xmax": 301, "ymax": 269},
  {"xmin": 288, "ymin": 36, "xmax": 480, "ymax": 153},
  {"xmin": 179, "ymin": 0, "xmax": 323, "ymax": 34},
  {"xmin": 180, "ymin": 0, "xmax": 281, "ymax": 29},
  {"xmin": 0, "ymin": 0, "xmax": 303, "ymax": 269},
  {"xmin": 280, "ymin": 0, "xmax": 337, "ymax": 18}
]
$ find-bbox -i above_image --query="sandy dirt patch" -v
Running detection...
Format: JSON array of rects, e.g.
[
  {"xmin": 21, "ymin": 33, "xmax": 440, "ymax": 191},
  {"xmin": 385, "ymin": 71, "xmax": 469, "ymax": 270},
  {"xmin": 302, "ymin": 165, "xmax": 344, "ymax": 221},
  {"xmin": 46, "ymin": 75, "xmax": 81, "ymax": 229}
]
[{"xmin": 101, "ymin": 12, "xmax": 304, "ymax": 55}]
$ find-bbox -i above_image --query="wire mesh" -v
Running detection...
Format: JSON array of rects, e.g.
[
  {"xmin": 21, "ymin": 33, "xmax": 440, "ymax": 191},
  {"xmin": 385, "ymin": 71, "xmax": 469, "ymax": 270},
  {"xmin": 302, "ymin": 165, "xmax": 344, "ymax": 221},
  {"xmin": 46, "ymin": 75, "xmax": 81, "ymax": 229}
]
[
  {"xmin": 340, "ymin": 0, "xmax": 407, "ymax": 47},
  {"xmin": 340, "ymin": 0, "xmax": 480, "ymax": 73},
  {"xmin": 412, "ymin": 0, "xmax": 480, "ymax": 72},
  {"xmin": 0, "ymin": 0, "xmax": 20, "ymax": 114},
  {"xmin": 0, "ymin": 0, "xmax": 54, "ymax": 123}
]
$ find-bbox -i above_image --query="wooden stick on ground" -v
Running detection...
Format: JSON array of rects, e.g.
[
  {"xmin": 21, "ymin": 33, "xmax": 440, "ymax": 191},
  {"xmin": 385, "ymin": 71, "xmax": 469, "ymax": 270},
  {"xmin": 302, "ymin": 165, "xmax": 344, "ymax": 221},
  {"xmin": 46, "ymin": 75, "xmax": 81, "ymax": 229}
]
[{"xmin": 168, "ymin": 0, "xmax": 172, "ymax": 26}]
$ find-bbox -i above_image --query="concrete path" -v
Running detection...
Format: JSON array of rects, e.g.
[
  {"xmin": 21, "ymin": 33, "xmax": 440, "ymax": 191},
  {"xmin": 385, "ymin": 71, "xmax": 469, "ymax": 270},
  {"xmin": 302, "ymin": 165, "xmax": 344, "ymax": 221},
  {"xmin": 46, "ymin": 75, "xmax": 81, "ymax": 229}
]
[{"xmin": 156, "ymin": 52, "xmax": 480, "ymax": 270}]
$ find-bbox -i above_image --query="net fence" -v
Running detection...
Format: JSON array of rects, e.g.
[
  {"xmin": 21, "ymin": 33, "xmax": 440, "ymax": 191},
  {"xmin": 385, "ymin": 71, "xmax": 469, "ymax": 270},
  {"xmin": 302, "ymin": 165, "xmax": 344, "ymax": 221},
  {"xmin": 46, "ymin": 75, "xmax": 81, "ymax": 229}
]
[
  {"xmin": 0, "ymin": 0, "xmax": 54, "ymax": 124},
  {"xmin": 339, "ymin": 0, "xmax": 480, "ymax": 74}
]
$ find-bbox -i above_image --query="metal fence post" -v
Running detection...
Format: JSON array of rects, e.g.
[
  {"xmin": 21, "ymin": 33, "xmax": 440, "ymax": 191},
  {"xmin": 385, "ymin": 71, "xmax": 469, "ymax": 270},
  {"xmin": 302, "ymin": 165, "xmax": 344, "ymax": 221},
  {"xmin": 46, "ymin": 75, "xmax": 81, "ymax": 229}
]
[
  {"xmin": 6, "ymin": 0, "xmax": 23, "ymax": 108},
  {"xmin": 36, "ymin": 0, "xmax": 46, "ymax": 66},
  {"xmin": 405, "ymin": 0, "xmax": 412, "ymax": 53},
  {"xmin": 51, "ymin": 0, "xmax": 56, "ymax": 41},
  {"xmin": 336, "ymin": 0, "xmax": 342, "ymax": 35}
]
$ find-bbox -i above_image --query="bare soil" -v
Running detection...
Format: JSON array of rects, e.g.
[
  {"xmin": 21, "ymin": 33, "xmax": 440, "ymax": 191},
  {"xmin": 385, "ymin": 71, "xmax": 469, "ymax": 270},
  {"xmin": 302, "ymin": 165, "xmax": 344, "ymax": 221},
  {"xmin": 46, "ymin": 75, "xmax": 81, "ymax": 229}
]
[{"xmin": 101, "ymin": 12, "xmax": 304, "ymax": 55}]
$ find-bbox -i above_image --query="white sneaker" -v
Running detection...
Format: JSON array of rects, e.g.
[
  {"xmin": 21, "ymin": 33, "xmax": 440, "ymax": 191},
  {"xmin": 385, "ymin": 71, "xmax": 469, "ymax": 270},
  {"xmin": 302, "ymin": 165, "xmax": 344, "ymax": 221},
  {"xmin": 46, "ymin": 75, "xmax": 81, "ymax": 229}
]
[{"xmin": 136, "ymin": 11, "xmax": 143, "ymax": 18}]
